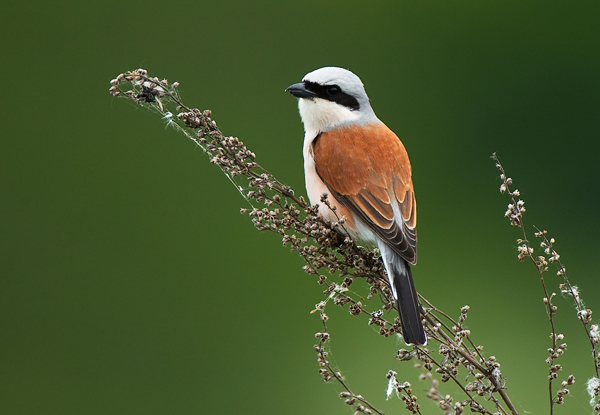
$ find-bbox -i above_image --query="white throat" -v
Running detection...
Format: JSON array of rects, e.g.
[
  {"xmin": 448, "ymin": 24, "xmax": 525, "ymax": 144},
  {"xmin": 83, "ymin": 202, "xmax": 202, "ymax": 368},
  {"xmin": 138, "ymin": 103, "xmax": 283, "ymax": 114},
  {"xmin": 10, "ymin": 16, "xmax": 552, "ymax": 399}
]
[
  {"xmin": 298, "ymin": 98, "xmax": 356, "ymax": 211},
  {"xmin": 298, "ymin": 98, "xmax": 360, "ymax": 140}
]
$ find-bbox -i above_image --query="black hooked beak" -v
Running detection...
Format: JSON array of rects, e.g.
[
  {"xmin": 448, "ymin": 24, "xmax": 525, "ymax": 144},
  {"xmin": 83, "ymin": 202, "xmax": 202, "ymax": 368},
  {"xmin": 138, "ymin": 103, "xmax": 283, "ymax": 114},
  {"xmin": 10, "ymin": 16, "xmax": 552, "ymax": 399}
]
[{"xmin": 285, "ymin": 82, "xmax": 317, "ymax": 99}]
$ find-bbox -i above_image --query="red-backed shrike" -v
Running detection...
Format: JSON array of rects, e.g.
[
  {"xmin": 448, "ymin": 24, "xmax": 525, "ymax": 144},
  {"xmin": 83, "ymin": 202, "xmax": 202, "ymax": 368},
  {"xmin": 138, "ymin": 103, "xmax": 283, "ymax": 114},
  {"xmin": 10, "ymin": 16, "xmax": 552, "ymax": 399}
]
[{"xmin": 286, "ymin": 67, "xmax": 426, "ymax": 345}]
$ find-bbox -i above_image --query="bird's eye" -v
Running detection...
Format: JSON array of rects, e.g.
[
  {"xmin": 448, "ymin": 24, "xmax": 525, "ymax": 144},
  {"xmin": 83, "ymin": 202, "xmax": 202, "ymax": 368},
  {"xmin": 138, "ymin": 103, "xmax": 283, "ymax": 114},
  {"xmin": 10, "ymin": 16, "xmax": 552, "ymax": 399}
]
[{"xmin": 326, "ymin": 86, "xmax": 340, "ymax": 96}]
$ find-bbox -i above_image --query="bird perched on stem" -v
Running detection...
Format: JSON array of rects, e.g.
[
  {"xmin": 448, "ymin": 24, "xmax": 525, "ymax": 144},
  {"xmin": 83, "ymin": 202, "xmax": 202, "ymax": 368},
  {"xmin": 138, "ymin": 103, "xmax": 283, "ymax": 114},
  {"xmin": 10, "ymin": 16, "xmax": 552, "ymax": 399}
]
[{"xmin": 286, "ymin": 67, "xmax": 426, "ymax": 345}]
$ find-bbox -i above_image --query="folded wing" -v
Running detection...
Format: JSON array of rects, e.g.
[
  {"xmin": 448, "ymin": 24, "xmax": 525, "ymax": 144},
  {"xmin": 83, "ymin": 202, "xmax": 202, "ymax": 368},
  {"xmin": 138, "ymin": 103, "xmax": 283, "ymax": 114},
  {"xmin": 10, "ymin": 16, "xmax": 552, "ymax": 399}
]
[{"xmin": 312, "ymin": 123, "xmax": 417, "ymax": 264}]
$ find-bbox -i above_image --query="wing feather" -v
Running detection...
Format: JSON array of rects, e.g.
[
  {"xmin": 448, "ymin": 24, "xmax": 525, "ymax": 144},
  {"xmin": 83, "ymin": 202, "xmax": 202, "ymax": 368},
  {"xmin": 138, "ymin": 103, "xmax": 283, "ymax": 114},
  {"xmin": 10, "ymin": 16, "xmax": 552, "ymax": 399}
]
[{"xmin": 313, "ymin": 123, "xmax": 417, "ymax": 264}]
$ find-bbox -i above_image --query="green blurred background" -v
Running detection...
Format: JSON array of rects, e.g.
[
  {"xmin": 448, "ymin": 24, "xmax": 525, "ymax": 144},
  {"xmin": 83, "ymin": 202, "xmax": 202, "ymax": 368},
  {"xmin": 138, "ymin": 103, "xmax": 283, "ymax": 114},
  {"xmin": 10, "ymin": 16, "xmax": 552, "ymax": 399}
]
[{"xmin": 2, "ymin": 1, "xmax": 600, "ymax": 413}]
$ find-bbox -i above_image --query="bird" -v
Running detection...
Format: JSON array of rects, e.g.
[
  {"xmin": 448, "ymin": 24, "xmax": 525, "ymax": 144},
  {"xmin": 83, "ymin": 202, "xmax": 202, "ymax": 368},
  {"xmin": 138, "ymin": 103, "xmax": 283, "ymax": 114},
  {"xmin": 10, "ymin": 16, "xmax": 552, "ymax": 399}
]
[{"xmin": 285, "ymin": 67, "xmax": 426, "ymax": 345}]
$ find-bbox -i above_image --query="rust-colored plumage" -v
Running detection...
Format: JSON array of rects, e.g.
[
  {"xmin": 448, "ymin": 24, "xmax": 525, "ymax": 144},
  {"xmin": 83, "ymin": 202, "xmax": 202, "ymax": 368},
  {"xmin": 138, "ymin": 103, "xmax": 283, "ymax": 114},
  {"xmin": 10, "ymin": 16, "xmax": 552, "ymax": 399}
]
[{"xmin": 312, "ymin": 123, "xmax": 417, "ymax": 264}]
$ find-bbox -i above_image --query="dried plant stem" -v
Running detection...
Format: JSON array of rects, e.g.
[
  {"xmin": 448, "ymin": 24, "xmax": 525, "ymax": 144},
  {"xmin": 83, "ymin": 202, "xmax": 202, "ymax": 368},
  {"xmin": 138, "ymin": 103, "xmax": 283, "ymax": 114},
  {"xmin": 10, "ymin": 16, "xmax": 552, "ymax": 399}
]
[
  {"xmin": 109, "ymin": 69, "xmax": 519, "ymax": 415},
  {"xmin": 493, "ymin": 154, "xmax": 562, "ymax": 415},
  {"xmin": 316, "ymin": 319, "xmax": 385, "ymax": 415},
  {"xmin": 533, "ymin": 225, "xmax": 600, "ymax": 380},
  {"xmin": 418, "ymin": 308, "xmax": 516, "ymax": 415},
  {"xmin": 493, "ymin": 153, "xmax": 599, "ymax": 414},
  {"xmin": 113, "ymin": 69, "xmax": 600, "ymax": 415}
]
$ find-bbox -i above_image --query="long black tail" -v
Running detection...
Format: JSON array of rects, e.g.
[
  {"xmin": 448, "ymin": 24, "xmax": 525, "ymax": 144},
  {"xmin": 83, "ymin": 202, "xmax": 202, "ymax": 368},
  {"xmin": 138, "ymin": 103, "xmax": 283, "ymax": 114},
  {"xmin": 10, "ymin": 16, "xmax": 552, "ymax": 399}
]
[
  {"xmin": 392, "ymin": 260, "xmax": 426, "ymax": 345},
  {"xmin": 380, "ymin": 246, "xmax": 426, "ymax": 345}
]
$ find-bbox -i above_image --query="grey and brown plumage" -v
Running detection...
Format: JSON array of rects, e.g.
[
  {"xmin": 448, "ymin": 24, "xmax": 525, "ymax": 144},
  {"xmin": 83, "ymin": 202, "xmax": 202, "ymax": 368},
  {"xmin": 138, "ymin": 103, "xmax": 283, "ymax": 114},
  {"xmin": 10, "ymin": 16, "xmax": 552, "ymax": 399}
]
[{"xmin": 286, "ymin": 67, "xmax": 426, "ymax": 345}]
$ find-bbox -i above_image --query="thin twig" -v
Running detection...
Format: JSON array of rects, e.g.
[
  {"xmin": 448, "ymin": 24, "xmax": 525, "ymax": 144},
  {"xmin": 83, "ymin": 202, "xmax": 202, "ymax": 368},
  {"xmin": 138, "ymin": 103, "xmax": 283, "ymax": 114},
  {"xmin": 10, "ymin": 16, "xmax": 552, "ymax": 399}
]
[{"xmin": 109, "ymin": 70, "xmax": 528, "ymax": 415}]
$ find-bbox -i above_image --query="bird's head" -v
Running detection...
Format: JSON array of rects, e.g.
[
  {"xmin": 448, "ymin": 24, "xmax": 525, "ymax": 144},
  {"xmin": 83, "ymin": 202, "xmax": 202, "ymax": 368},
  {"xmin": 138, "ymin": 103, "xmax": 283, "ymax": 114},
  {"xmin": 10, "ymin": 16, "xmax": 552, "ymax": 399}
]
[{"xmin": 286, "ymin": 67, "xmax": 377, "ymax": 134}]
